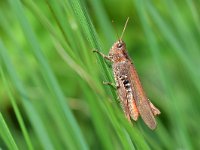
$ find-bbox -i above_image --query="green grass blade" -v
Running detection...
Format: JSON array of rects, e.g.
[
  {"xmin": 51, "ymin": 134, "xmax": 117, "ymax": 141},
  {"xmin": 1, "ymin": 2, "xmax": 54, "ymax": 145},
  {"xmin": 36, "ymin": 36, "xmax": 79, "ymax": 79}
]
[
  {"xmin": 68, "ymin": 0, "xmax": 114, "ymax": 84},
  {"xmin": 185, "ymin": 0, "xmax": 200, "ymax": 34},
  {"xmin": 0, "ymin": 40, "xmax": 54, "ymax": 150},
  {"xmin": 0, "ymin": 113, "xmax": 19, "ymax": 150},
  {"xmin": 7, "ymin": 0, "xmax": 88, "ymax": 149},
  {"xmin": 0, "ymin": 68, "xmax": 34, "ymax": 150},
  {"xmin": 134, "ymin": 0, "xmax": 195, "ymax": 149},
  {"xmin": 89, "ymin": 0, "xmax": 115, "ymax": 45},
  {"xmin": 145, "ymin": 1, "xmax": 200, "ymax": 93}
]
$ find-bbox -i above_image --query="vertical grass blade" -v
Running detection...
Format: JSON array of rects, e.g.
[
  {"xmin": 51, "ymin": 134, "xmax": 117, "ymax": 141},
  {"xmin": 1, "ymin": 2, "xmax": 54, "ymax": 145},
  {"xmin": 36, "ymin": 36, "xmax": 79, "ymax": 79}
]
[
  {"xmin": 7, "ymin": 0, "xmax": 88, "ymax": 149},
  {"xmin": 0, "ymin": 113, "xmax": 18, "ymax": 150},
  {"xmin": 0, "ymin": 40, "xmax": 54, "ymax": 150},
  {"xmin": 68, "ymin": 0, "xmax": 114, "ymax": 84},
  {"xmin": 0, "ymin": 113, "xmax": 19, "ymax": 150},
  {"xmin": 146, "ymin": 1, "xmax": 200, "ymax": 93},
  {"xmin": 0, "ymin": 68, "xmax": 34, "ymax": 150}
]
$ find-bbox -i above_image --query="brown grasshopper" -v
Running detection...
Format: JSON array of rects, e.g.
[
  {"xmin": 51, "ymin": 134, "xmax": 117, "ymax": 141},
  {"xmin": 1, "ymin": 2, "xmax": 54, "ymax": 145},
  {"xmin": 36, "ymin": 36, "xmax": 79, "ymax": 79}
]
[{"xmin": 93, "ymin": 18, "xmax": 160, "ymax": 129}]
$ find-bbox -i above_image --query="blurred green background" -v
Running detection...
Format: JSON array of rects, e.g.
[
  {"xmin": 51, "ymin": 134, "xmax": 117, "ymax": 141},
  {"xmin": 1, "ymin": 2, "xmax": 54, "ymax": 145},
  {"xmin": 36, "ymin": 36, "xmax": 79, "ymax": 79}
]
[{"xmin": 1, "ymin": 0, "xmax": 200, "ymax": 149}]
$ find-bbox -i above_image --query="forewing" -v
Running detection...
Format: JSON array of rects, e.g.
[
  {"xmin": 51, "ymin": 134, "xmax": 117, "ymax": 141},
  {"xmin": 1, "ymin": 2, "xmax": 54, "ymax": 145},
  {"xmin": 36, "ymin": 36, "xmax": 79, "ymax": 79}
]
[{"xmin": 128, "ymin": 62, "xmax": 157, "ymax": 129}]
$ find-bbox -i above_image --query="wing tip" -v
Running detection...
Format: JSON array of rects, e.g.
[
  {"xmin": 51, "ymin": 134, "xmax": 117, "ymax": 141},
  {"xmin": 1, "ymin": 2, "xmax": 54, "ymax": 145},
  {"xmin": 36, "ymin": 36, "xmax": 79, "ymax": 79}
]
[{"xmin": 148, "ymin": 122, "xmax": 157, "ymax": 130}]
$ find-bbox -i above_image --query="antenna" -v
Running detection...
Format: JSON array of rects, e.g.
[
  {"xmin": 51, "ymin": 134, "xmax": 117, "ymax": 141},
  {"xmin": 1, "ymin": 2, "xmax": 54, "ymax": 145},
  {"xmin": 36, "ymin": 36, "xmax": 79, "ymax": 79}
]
[
  {"xmin": 120, "ymin": 17, "xmax": 129, "ymax": 40},
  {"xmin": 112, "ymin": 20, "xmax": 120, "ymax": 40}
]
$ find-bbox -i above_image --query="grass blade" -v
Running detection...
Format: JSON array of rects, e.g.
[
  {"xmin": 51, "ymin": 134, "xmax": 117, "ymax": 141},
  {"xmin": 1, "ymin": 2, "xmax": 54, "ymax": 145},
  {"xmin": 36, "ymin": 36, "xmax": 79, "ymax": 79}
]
[
  {"xmin": 0, "ymin": 113, "xmax": 19, "ymax": 150},
  {"xmin": 7, "ymin": 0, "xmax": 88, "ymax": 149},
  {"xmin": 0, "ymin": 40, "xmax": 54, "ymax": 150},
  {"xmin": 0, "ymin": 68, "xmax": 33, "ymax": 150}
]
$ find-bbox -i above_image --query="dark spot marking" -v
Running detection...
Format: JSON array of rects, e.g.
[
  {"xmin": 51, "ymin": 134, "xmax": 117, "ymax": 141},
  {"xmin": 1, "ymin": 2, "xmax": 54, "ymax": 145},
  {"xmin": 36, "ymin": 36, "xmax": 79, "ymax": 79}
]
[
  {"xmin": 122, "ymin": 79, "xmax": 131, "ymax": 89},
  {"xmin": 123, "ymin": 80, "xmax": 129, "ymax": 85},
  {"xmin": 125, "ymin": 84, "xmax": 130, "ymax": 89}
]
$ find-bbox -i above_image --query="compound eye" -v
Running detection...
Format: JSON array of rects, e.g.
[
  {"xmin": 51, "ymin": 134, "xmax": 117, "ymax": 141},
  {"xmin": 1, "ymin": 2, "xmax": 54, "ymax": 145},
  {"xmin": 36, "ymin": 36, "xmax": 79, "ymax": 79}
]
[{"xmin": 117, "ymin": 43, "xmax": 123, "ymax": 49}]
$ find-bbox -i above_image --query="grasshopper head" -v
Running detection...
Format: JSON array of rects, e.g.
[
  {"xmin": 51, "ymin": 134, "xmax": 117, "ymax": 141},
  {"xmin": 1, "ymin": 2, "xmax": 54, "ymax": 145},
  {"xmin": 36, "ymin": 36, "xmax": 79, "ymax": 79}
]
[{"xmin": 108, "ymin": 40, "xmax": 128, "ymax": 62}]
